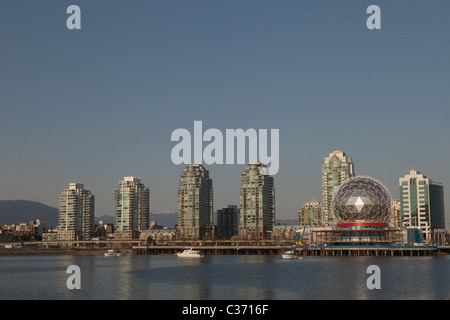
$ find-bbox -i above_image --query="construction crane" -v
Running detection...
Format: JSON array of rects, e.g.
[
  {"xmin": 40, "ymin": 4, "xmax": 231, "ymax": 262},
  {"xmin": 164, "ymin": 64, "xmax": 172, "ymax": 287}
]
[{"xmin": 296, "ymin": 227, "xmax": 306, "ymax": 246}]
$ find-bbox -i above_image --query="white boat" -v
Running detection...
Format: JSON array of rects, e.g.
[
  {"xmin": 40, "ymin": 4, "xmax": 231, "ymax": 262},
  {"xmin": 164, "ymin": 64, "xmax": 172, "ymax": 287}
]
[
  {"xmin": 176, "ymin": 248, "xmax": 204, "ymax": 258},
  {"xmin": 281, "ymin": 250, "xmax": 302, "ymax": 260},
  {"xmin": 104, "ymin": 248, "xmax": 123, "ymax": 257}
]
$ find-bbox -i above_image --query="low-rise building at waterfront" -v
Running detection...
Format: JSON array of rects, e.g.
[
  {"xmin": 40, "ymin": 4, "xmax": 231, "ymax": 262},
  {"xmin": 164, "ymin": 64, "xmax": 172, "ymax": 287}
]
[
  {"xmin": 141, "ymin": 226, "xmax": 177, "ymax": 243},
  {"xmin": 271, "ymin": 225, "xmax": 302, "ymax": 242}
]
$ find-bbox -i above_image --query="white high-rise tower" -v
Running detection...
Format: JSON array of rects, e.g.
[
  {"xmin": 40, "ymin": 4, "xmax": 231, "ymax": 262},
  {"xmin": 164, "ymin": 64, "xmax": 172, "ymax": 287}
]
[
  {"xmin": 322, "ymin": 149, "xmax": 355, "ymax": 226},
  {"xmin": 58, "ymin": 183, "xmax": 95, "ymax": 241}
]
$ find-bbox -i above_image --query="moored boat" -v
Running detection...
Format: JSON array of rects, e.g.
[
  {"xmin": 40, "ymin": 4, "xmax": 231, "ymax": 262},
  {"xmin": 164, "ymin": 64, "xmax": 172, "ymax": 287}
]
[
  {"xmin": 281, "ymin": 250, "xmax": 302, "ymax": 260},
  {"xmin": 176, "ymin": 248, "xmax": 204, "ymax": 258},
  {"xmin": 104, "ymin": 248, "xmax": 123, "ymax": 257}
]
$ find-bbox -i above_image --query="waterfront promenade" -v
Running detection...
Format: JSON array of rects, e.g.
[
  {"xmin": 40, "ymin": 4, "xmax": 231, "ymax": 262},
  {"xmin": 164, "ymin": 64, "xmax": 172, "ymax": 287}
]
[
  {"xmin": 1, "ymin": 240, "xmax": 449, "ymax": 256},
  {"xmin": 133, "ymin": 245, "xmax": 449, "ymax": 256}
]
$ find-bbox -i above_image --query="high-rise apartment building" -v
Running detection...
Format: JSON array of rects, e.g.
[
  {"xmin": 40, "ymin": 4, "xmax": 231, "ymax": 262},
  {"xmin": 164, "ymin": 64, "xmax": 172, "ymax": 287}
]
[
  {"xmin": 177, "ymin": 165, "xmax": 213, "ymax": 240},
  {"xmin": 299, "ymin": 198, "xmax": 323, "ymax": 227},
  {"xmin": 322, "ymin": 149, "xmax": 354, "ymax": 226},
  {"xmin": 217, "ymin": 205, "xmax": 240, "ymax": 239},
  {"xmin": 239, "ymin": 163, "xmax": 275, "ymax": 240},
  {"xmin": 399, "ymin": 170, "xmax": 445, "ymax": 242},
  {"xmin": 58, "ymin": 183, "xmax": 95, "ymax": 241},
  {"xmin": 114, "ymin": 176, "xmax": 149, "ymax": 239}
]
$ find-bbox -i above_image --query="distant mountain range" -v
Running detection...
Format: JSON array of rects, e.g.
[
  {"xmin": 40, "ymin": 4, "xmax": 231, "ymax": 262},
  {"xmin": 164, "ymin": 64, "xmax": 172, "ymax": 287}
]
[
  {"xmin": 0, "ymin": 200, "xmax": 59, "ymax": 228},
  {"xmin": 96, "ymin": 213, "xmax": 179, "ymax": 228},
  {"xmin": 0, "ymin": 200, "xmax": 298, "ymax": 229},
  {"xmin": 0, "ymin": 200, "xmax": 180, "ymax": 229}
]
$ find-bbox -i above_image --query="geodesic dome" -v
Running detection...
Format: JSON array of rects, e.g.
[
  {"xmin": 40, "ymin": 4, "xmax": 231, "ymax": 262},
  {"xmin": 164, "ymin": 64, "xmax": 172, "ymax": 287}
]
[{"xmin": 332, "ymin": 176, "xmax": 392, "ymax": 226}]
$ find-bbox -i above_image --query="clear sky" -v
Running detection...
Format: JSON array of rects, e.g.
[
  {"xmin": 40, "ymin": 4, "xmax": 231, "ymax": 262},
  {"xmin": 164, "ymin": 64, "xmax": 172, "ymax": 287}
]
[{"xmin": 1, "ymin": 1, "xmax": 449, "ymax": 225}]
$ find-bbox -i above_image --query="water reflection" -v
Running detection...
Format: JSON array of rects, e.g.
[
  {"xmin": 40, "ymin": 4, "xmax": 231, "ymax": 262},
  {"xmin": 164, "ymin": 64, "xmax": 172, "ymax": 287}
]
[
  {"xmin": 55, "ymin": 255, "xmax": 155, "ymax": 299},
  {"xmin": 0, "ymin": 254, "xmax": 448, "ymax": 300}
]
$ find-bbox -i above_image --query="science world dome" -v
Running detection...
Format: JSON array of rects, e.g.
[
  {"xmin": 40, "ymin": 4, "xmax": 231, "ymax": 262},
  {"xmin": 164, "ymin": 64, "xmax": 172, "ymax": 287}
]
[{"xmin": 332, "ymin": 176, "xmax": 392, "ymax": 227}]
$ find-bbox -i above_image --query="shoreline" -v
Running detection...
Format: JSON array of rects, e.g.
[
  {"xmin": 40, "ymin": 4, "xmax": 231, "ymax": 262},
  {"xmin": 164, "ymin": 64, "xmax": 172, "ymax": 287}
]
[
  {"xmin": 0, "ymin": 248, "xmax": 134, "ymax": 256},
  {"xmin": 1, "ymin": 246, "xmax": 448, "ymax": 257}
]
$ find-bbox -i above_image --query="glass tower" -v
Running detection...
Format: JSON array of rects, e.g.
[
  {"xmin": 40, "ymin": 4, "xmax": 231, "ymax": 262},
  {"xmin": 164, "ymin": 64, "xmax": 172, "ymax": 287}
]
[
  {"xmin": 399, "ymin": 170, "xmax": 445, "ymax": 243},
  {"xmin": 322, "ymin": 149, "xmax": 354, "ymax": 226},
  {"xmin": 58, "ymin": 183, "xmax": 95, "ymax": 241},
  {"xmin": 177, "ymin": 165, "xmax": 213, "ymax": 240},
  {"xmin": 429, "ymin": 182, "xmax": 445, "ymax": 230},
  {"xmin": 239, "ymin": 163, "xmax": 275, "ymax": 240},
  {"xmin": 115, "ymin": 176, "xmax": 150, "ymax": 233}
]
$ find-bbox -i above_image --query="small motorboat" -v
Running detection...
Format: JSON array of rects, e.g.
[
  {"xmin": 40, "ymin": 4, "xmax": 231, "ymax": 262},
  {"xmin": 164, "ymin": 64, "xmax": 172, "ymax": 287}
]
[
  {"xmin": 176, "ymin": 248, "xmax": 204, "ymax": 258},
  {"xmin": 281, "ymin": 250, "xmax": 302, "ymax": 260},
  {"xmin": 104, "ymin": 248, "xmax": 123, "ymax": 257}
]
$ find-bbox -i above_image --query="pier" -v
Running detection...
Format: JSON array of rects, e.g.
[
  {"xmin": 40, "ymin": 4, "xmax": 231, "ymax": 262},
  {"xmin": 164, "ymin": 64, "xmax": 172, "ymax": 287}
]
[
  {"xmin": 1, "ymin": 240, "xmax": 448, "ymax": 256},
  {"xmin": 295, "ymin": 245, "xmax": 441, "ymax": 257},
  {"xmin": 133, "ymin": 245, "xmax": 447, "ymax": 257},
  {"xmin": 133, "ymin": 245, "xmax": 282, "ymax": 255}
]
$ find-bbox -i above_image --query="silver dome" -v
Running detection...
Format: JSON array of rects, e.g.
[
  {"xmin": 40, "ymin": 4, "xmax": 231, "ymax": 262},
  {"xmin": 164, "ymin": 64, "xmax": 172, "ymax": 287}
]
[{"xmin": 332, "ymin": 176, "xmax": 392, "ymax": 226}]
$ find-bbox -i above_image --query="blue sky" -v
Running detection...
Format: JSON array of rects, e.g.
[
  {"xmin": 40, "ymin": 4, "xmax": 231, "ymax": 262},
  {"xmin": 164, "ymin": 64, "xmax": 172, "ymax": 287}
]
[{"xmin": 1, "ymin": 0, "xmax": 450, "ymax": 224}]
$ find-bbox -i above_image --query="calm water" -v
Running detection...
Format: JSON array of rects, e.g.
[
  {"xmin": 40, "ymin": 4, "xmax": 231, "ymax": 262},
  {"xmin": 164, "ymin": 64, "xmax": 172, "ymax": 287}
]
[{"xmin": 0, "ymin": 254, "xmax": 448, "ymax": 300}]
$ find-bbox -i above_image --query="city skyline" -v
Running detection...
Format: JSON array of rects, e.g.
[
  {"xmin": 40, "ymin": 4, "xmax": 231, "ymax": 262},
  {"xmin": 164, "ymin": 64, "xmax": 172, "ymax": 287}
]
[
  {"xmin": 51, "ymin": 157, "xmax": 446, "ymax": 226},
  {"xmin": 1, "ymin": 1, "xmax": 449, "ymax": 225}
]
